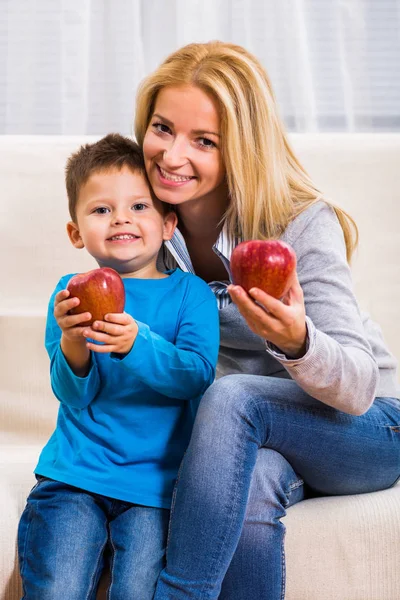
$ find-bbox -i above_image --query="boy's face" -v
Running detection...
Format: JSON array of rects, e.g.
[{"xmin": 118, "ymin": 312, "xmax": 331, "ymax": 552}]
[{"xmin": 67, "ymin": 166, "xmax": 177, "ymax": 278}]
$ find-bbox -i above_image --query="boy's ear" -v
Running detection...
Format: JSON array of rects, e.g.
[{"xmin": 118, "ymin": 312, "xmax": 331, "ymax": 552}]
[
  {"xmin": 162, "ymin": 211, "xmax": 178, "ymax": 241},
  {"xmin": 66, "ymin": 221, "xmax": 84, "ymax": 249}
]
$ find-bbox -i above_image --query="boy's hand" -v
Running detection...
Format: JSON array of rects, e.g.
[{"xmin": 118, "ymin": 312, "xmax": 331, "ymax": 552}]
[
  {"xmin": 83, "ymin": 313, "xmax": 139, "ymax": 355},
  {"xmin": 54, "ymin": 289, "xmax": 92, "ymax": 344}
]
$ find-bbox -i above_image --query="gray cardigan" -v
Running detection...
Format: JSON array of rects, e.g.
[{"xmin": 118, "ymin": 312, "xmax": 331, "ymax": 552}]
[{"xmin": 218, "ymin": 201, "xmax": 400, "ymax": 415}]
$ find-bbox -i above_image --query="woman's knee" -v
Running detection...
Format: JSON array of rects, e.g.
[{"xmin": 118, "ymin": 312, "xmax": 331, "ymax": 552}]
[
  {"xmin": 246, "ymin": 448, "xmax": 305, "ymax": 514},
  {"xmin": 197, "ymin": 374, "xmax": 265, "ymax": 424}
]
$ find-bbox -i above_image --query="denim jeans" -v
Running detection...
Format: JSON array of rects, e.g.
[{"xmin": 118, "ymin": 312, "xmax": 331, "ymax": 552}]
[
  {"xmin": 153, "ymin": 374, "xmax": 400, "ymax": 600},
  {"xmin": 18, "ymin": 477, "xmax": 169, "ymax": 600}
]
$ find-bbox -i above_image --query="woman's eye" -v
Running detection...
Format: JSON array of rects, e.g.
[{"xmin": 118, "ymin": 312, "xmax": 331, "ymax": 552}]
[
  {"xmin": 152, "ymin": 122, "xmax": 171, "ymax": 135},
  {"xmin": 197, "ymin": 137, "xmax": 216, "ymax": 149},
  {"xmin": 93, "ymin": 207, "xmax": 110, "ymax": 214},
  {"xmin": 133, "ymin": 203, "xmax": 146, "ymax": 211}
]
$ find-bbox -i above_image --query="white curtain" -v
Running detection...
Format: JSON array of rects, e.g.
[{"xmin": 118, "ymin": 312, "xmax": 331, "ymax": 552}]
[{"xmin": 0, "ymin": 0, "xmax": 399, "ymax": 134}]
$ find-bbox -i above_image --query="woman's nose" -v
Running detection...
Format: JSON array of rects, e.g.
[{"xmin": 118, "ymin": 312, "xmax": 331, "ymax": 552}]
[{"xmin": 162, "ymin": 137, "xmax": 188, "ymax": 167}]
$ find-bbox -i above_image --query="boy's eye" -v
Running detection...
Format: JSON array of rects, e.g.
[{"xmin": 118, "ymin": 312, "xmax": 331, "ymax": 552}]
[
  {"xmin": 133, "ymin": 203, "xmax": 146, "ymax": 211},
  {"xmin": 93, "ymin": 207, "xmax": 110, "ymax": 214}
]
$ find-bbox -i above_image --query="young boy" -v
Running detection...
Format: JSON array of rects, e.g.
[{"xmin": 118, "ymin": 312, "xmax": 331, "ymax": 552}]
[{"xmin": 17, "ymin": 134, "xmax": 219, "ymax": 600}]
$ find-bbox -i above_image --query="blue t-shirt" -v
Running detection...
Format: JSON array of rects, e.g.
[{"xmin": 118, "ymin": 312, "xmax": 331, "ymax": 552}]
[{"xmin": 35, "ymin": 268, "xmax": 219, "ymax": 509}]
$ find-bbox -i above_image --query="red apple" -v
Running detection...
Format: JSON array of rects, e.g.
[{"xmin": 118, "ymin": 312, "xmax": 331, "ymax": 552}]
[
  {"xmin": 67, "ymin": 267, "xmax": 125, "ymax": 326},
  {"xmin": 230, "ymin": 240, "xmax": 297, "ymax": 299}
]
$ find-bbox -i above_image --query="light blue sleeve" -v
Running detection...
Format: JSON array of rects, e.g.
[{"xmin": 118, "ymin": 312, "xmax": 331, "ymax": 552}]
[
  {"xmin": 112, "ymin": 276, "xmax": 219, "ymax": 400},
  {"xmin": 45, "ymin": 277, "xmax": 101, "ymax": 409}
]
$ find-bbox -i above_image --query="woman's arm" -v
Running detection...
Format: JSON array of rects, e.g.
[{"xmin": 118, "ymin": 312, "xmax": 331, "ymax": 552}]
[{"xmin": 230, "ymin": 202, "xmax": 379, "ymax": 415}]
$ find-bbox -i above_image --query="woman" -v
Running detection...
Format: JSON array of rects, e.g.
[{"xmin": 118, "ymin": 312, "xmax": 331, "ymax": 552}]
[{"xmin": 134, "ymin": 41, "xmax": 400, "ymax": 599}]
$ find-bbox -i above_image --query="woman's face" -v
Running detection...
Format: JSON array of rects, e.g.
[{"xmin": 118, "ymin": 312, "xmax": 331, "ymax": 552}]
[{"xmin": 143, "ymin": 84, "xmax": 226, "ymax": 208}]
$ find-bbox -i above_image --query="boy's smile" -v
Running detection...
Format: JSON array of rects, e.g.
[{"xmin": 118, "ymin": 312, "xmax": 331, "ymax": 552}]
[{"xmin": 67, "ymin": 166, "xmax": 177, "ymax": 278}]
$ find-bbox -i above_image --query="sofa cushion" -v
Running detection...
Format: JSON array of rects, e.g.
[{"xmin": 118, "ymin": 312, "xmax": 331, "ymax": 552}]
[{"xmin": 285, "ymin": 481, "xmax": 400, "ymax": 600}]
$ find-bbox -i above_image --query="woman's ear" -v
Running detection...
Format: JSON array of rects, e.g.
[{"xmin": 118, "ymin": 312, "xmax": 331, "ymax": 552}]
[
  {"xmin": 162, "ymin": 211, "xmax": 178, "ymax": 241},
  {"xmin": 66, "ymin": 221, "xmax": 85, "ymax": 249}
]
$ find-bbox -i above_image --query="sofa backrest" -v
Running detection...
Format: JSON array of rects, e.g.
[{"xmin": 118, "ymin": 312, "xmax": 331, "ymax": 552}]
[{"xmin": 1, "ymin": 134, "xmax": 399, "ymax": 361}]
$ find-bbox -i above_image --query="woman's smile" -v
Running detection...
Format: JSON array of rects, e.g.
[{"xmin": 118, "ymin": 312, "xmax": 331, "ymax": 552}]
[{"xmin": 157, "ymin": 164, "xmax": 196, "ymax": 186}]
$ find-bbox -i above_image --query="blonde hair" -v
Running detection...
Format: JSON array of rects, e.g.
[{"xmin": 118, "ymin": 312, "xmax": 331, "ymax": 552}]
[{"xmin": 135, "ymin": 41, "xmax": 358, "ymax": 261}]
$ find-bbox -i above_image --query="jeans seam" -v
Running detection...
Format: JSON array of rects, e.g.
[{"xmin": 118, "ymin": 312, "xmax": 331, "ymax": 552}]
[
  {"xmin": 250, "ymin": 396, "xmax": 303, "ymax": 600},
  {"xmin": 253, "ymin": 396, "xmax": 270, "ymax": 446},
  {"xmin": 107, "ymin": 521, "xmax": 116, "ymax": 600},
  {"xmin": 86, "ymin": 516, "xmax": 108, "ymax": 600},
  {"xmin": 200, "ymin": 393, "xmax": 268, "ymax": 597},
  {"xmin": 19, "ymin": 504, "xmax": 34, "ymax": 600},
  {"xmin": 280, "ymin": 533, "xmax": 286, "ymax": 600},
  {"xmin": 199, "ymin": 396, "xmax": 251, "ymax": 597},
  {"xmin": 167, "ymin": 451, "xmax": 186, "ymax": 551},
  {"xmin": 281, "ymin": 480, "xmax": 304, "ymax": 598},
  {"xmin": 201, "ymin": 449, "xmax": 242, "ymax": 597}
]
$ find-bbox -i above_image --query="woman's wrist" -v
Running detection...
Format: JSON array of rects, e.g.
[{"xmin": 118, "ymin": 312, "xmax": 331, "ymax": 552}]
[{"xmin": 271, "ymin": 323, "xmax": 308, "ymax": 360}]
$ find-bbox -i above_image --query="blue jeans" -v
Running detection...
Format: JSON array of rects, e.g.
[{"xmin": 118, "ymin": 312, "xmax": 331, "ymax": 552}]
[
  {"xmin": 153, "ymin": 375, "xmax": 400, "ymax": 600},
  {"xmin": 18, "ymin": 477, "xmax": 169, "ymax": 600}
]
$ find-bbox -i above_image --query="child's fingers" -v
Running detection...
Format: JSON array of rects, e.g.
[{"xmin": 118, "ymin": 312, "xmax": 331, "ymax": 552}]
[
  {"xmin": 83, "ymin": 330, "xmax": 114, "ymax": 344},
  {"xmin": 60, "ymin": 312, "xmax": 92, "ymax": 329},
  {"xmin": 85, "ymin": 342, "xmax": 114, "ymax": 354},
  {"xmin": 91, "ymin": 321, "xmax": 124, "ymax": 336},
  {"xmin": 104, "ymin": 312, "xmax": 132, "ymax": 325},
  {"xmin": 54, "ymin": 296, "xmax": 80, "ymax": 317},
  {"xmin": 54, "ymin": 289, "xmax": 71, "ymax": 305}
]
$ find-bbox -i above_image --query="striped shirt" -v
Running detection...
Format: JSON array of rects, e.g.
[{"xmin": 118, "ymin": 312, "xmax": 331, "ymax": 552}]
[{"xmin": 158, "ymin": 222, "xmax": 240, "ymax": 309}]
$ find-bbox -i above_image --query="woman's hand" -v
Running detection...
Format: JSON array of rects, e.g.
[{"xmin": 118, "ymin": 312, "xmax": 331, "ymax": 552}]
[
  {"xmin": 227, "ymin": 271, "xmax": 307, "ymax": 359},
  {"xmin": 83, "ymin": 313, "xmax": 139, "ymax": 356}
]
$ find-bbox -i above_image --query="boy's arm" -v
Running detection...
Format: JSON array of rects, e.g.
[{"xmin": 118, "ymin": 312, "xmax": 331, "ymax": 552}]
[
  {"xmin": 60, "ymin": 335, "xmax": 90, "ymax": 377},
  {"xmin": 112, "ymin": 278, "xmax": 219, "ymax": 400},
  {"xmin": 46, "ymin": 278, "xmax": 101, "ymax": 409}
]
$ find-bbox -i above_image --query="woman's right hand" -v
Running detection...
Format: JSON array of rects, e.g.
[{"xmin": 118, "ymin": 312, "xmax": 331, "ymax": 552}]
[
  {"xmin": 53, "ymin": 289, "xmax": 92, "ymax": 344},
  {"xmin": 227, "ymin": 271, "xmax": 307, "ymax": 358}
]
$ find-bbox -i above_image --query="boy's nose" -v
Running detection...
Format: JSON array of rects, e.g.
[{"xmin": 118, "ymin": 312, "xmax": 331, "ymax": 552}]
[{"xmin": 112, "ymin": 212, "xmax": 133, "ymax": 224}]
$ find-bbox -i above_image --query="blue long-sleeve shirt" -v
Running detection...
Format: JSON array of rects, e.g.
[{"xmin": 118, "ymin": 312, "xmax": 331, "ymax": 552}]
[{"xmin": 35, "ymin": 268, "xmax": 219, "ymax": 508}]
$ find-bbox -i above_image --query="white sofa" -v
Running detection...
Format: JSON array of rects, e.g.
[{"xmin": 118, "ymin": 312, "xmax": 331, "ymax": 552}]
[{"xmin": 1, "ymin": 134, "xmax": 399, "ymax": 600}]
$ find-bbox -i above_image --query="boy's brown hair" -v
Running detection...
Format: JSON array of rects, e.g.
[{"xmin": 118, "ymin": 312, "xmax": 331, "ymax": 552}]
[{"xmin": 66, "ymin": 133, "xmax": 148, "ymax": 222}]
